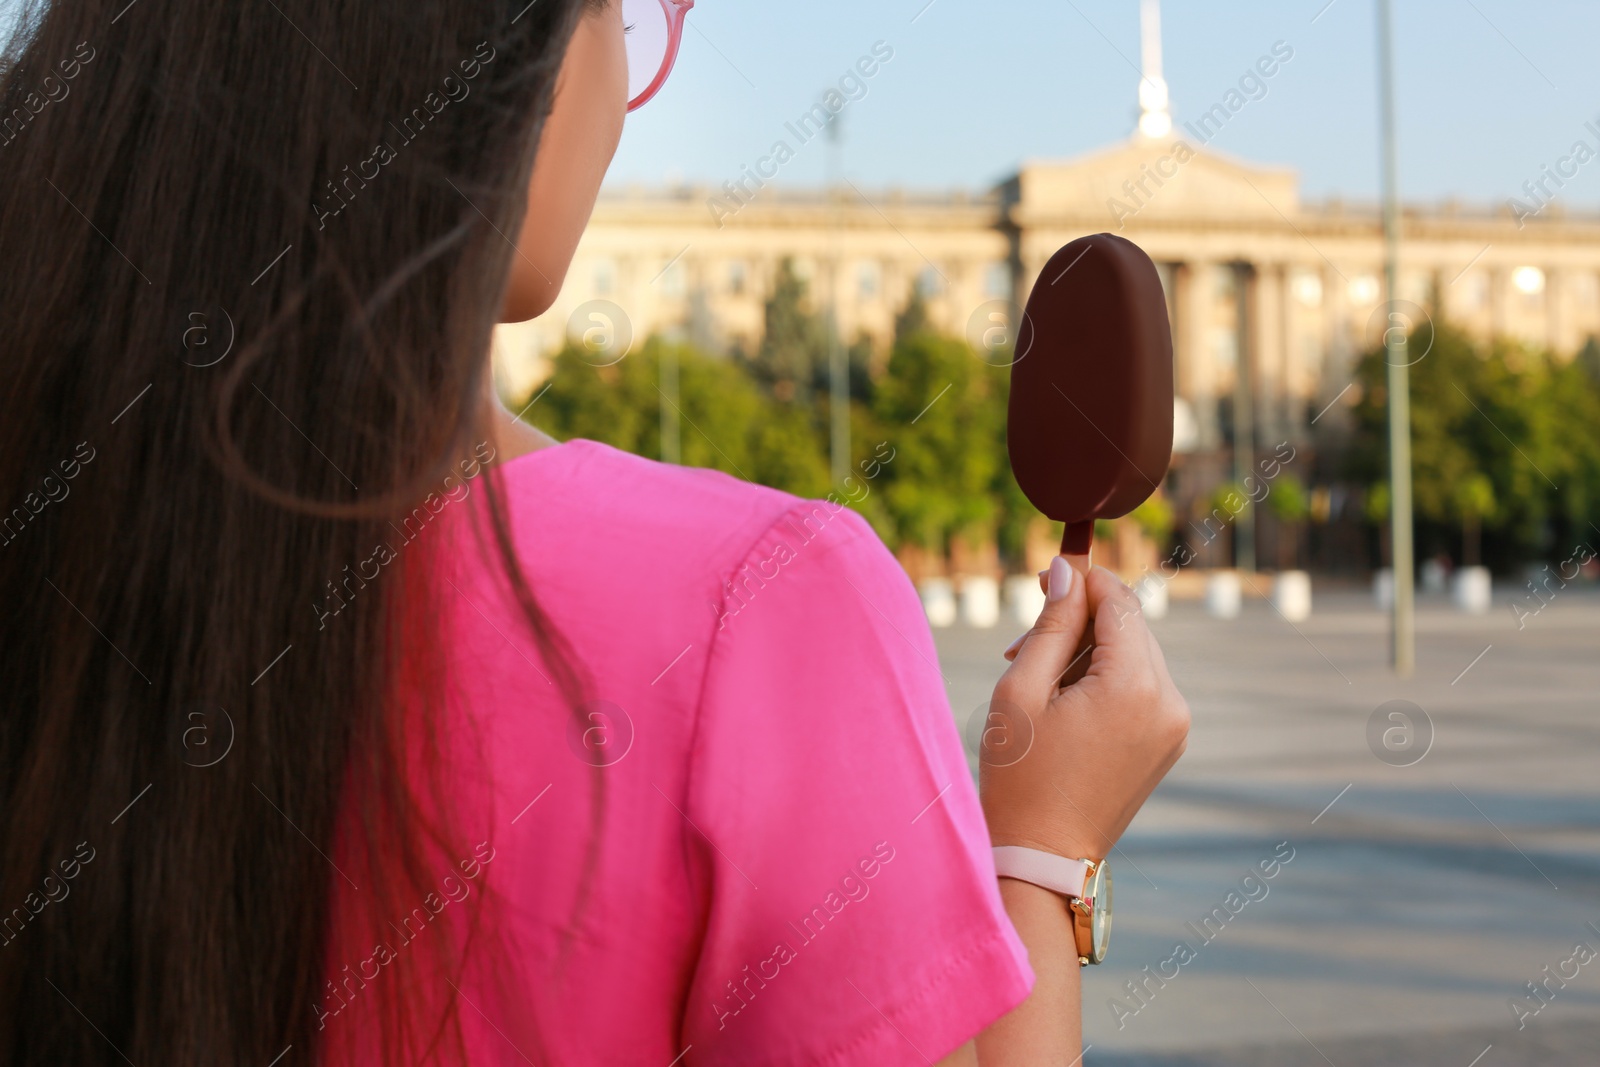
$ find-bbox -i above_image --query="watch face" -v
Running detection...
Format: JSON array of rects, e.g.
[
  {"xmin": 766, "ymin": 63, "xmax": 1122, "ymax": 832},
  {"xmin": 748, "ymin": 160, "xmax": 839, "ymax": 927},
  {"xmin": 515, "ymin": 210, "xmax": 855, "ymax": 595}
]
[{"xmin": 1088, "ymin": 860, "xmax": 1112, "ymax": 963}]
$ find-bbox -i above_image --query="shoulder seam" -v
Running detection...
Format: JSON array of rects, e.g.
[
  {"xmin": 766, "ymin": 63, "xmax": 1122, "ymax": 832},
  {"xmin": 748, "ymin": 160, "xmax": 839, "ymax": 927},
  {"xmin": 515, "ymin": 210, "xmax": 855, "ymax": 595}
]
[
  {"xmin": 683, "ymin": 497, "xmax": 839, "ymax": 755},
  {"xmin": 674, "ymin": 496, "xmax": 833, "ymax": 1001},
  {"xmin": 681, "ymin": 495, "xmax": 870, "ymax": 800},
  {"xmin": 681, "ymin": 493, "xmax": 870, "ymax": 805}
]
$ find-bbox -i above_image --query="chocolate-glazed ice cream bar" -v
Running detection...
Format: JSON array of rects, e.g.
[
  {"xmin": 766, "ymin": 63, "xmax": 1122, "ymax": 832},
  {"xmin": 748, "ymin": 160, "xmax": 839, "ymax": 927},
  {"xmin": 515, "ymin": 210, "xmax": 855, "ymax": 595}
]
[{"xmin": 1008, "ymin": 233, "xmax": 1175, "ymax": 565}]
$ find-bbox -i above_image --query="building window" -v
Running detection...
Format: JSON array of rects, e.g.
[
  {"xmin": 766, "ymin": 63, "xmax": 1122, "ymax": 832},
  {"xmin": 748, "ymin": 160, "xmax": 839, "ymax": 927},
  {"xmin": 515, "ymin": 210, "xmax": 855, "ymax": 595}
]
[
  {"xmin": 728, "ymin": 260, "xmax": 747, "ymax": 295},
  {"xmin": 1212, "ymin": 327, "xmax": 1238, "ymax": 373},
  {"xmin": 594, "ymin": 258, "xmax": 615, "ymax": 296},
  {"xmin": 1399, "ymin": 273, "xmax": 1430, "ymax": 307},
  {"xmin": 1348, "ymin": 275, "xmax": 1380, "ymax": 305},
  {"xmin": 1154, "ymin": 261, "xmax": 1176, "ymax": 305},
  {"xmin": 1214, "ymin": 269, "xmax": 1238, "ymax": 302},
  {"xmin": 661, "ymin": 261, "xmax": 685, "ymax": 298},
  {"xmin": 916, "ymin": 264, "xmax": 946, "ymax": 298},
  {"xmin": 983, "ymin": 262, "xmax": 1010, "ymax": 300},
  {"xmin": 857, "ymin": 261, "xmax": 881, "ymax": 300},
  {"xmin": 1300, "ymin": 334, "xmax": 1323, "ymax": 371},
  {"xmin": 1292, "ymin": 271, "xmax": 1323, "ymax": 308},
  {"xmin": 1512, "ymin": 265, "xmax": 1546, "ymax": 296}
]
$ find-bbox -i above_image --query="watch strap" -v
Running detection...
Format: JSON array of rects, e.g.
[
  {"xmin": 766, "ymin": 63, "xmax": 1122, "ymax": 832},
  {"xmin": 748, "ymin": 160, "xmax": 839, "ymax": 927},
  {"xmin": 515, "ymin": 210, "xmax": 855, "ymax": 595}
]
[{"xmin": 991, "ymin": 846, "xmax": 1092, "ymax": 900}]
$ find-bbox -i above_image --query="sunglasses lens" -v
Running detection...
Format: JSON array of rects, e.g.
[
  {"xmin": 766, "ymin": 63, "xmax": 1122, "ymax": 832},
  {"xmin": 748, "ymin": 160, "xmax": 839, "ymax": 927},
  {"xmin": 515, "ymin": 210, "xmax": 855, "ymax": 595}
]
[{"xmin": 621, "ymin": 0, "xmax": 671, "ymax": 105}]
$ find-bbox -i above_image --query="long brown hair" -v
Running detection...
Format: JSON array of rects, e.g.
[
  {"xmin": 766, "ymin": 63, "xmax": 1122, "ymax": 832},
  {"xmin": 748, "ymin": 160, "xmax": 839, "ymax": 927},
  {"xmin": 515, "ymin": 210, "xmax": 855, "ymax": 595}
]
[{"xmin": 0, "ymin": 0, "xmax": 593, "ymax": 1062}]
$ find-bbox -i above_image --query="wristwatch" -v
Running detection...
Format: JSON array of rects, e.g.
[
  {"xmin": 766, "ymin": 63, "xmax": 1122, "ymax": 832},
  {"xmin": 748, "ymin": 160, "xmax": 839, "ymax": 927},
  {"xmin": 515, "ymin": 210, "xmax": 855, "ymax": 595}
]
[{"xmin": 992, "ymin": 846, "xmax": 1113, "ymax": 966}]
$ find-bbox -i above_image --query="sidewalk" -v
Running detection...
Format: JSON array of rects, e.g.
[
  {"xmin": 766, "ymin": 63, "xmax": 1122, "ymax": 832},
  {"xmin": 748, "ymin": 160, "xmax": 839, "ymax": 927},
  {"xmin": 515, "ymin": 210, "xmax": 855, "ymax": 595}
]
[{"xmin": 932, "ymin": 587, "xmax": 1600, "ymax": 1066}]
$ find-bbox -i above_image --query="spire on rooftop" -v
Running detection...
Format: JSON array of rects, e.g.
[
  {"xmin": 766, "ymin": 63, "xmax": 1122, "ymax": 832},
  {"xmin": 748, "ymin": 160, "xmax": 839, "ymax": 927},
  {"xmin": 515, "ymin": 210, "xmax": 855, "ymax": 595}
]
[{"xmin": 1137, "ymin": 0, "xmax": 1172, "ymax": 138}]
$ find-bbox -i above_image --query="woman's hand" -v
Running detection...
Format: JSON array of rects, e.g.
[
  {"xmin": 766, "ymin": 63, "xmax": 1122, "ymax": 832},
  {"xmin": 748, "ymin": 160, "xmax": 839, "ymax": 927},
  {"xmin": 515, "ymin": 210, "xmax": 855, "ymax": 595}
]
[{"xmin": 979, "ymin": 558, "xmax": 1189, "ymax": 862}]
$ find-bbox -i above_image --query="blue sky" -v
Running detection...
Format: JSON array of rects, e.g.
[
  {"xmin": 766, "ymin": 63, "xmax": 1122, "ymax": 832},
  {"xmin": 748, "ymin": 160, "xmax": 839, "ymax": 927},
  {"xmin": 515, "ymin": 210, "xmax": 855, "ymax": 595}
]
[{"xmin": 609, "ymin": 0, "xmax": 1600, "ymax": 207}]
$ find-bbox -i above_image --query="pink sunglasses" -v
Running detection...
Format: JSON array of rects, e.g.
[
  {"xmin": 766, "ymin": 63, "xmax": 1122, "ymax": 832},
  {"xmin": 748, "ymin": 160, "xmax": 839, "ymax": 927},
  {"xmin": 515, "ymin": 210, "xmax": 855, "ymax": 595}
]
[{"xmin": 623, "ymin": 0, "xmax": 693, "ymax": 112}]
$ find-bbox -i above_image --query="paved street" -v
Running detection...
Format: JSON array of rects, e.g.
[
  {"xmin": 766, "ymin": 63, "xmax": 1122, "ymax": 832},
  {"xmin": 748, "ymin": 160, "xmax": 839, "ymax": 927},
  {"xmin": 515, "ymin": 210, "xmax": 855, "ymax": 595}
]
[{"xmin": 932, "ymin": 581, "xmax": 1600, "ymax": 1067}]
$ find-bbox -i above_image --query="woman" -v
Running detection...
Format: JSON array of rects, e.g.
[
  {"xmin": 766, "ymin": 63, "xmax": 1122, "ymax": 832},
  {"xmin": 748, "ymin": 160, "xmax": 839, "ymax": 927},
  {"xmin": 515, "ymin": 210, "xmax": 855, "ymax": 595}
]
[{"xmin": 0, "ymin": 0, "xmax": 1187, "ymax": 1063}]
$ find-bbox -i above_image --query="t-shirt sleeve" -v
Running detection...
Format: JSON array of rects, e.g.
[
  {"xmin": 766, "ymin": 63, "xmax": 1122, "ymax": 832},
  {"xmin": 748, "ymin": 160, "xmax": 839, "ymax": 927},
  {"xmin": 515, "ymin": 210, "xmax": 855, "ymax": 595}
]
[{"xmin": 680, "ymin": 500, "xmax": 1033, "ymax": 1067}]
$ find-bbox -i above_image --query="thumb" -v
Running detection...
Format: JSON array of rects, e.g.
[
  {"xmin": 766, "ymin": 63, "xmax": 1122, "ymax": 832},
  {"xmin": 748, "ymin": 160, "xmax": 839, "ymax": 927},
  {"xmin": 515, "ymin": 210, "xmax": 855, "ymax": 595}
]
[{"xmin": 1004, "ymin": 556, "xmax": 1090, "ymax": 695}]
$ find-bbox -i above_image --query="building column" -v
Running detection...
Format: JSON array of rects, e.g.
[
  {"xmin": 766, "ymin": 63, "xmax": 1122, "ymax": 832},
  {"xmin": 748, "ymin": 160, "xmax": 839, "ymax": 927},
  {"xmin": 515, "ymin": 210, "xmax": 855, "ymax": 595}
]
[
  {"xmin": 1283, "ymin": 266, "xmax": 1320, "ymax": 438},
  {"xmin": 1018, "ymin": 246, "xmax": 1051, "ymax": 307},
  {"xmin": 1489, "ymin": 265, "xmax": 1508, "ymax": 338},
  {"xmin": 884, "ymin": 259, "xmax": 908, "ymax": 315},
  {"xmin": 1321, "ymin": 261, "xmax": 1353, "ymax": 416},
  {"xmin": 1251, "ymin": 262, "xmax": 1290, "ymax": 444},
  {"xmin": 1176, "ymin": 260, "xmax": 1220, "ymax": 451},
  {"xmin": 1232, "ymin": 262, "xmax": 1257, "ymax": 573},
  {"xmin": 1547, "ymin": 267, "xmax": 1570, "ymax": 353}
]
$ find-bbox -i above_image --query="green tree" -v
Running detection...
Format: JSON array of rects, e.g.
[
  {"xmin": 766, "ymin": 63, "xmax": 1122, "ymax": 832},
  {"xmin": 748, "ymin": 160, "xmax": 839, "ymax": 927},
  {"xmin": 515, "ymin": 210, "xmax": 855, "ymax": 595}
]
[
  {"xmin": 1365, "ymin": 480, "xmax": 1392, "ymax": 567},
  {"xmin": 1208, "ymin": 481, "xmax": 1251, "ymax": 518},
  {"xmin": 532, "ymin": 337, "xmax": 830, "ymax": 500},
  {"xmin": 535, "ymin": 342, "xmax": 659, "ymax": 456},
  {"xmin": 1529, "ymin": 354, "xmax": 1600, "ymax": 543},
  {"xmin": 994, "ymin": 437, "xmax": 1044, "ymax": 564},
  {"xmin": 980, "ymin": 354, "xmax": 1048, "ymax": 565},
  {"xmin": 846, "ymin": 332, "xmax": 877, "ymax": 406},
  {"xmin": 742, "ymin": 257, "xmax": 830, "ymax": 405},
  {"xmin": 1451, "ymin": 472, "xmax": 1495, "ymax": 567},
  {"xmin": 1346, "ymin": 319, "xmax": 1600, "ymax": 563},
  {"xmin": 1578, "ymin": 335, "xmax": 1600, "ymax": 389},
  {"xmin": 1365, "ymin": 481, "xmax": 1391, "ymax": 524},
  {"xmin": 1266, "ymin": 474, "xmax": 1310, "ymax": 569},
  {"xmin": 873, "ymin": 331, "xmax": 1004, "ymax": 551},
  {"xmin": 1132, "ymin": 494, "xmax": 1176, "ymax": 546},
  {"xmin": 893, "ymin": 284, "xmax": 932, "ymax": 347}
]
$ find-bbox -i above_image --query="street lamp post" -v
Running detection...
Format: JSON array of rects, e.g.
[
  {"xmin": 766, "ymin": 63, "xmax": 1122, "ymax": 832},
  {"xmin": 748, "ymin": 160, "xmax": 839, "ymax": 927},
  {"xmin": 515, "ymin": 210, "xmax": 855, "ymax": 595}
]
[
  {"xmin": 1233, "ymin": 263, "xmax": 1256, "ymax": 575},
  {"xmin": 659, "ymin": 344, "xmax": 681, "ymax": 465},
  {"xmin": 827, "ymin": 112, "xmax": 850, "ymax": 487},
  {"xmin": 1378, "ymin": 0, "xmax": 1415, "ymax": 676}
]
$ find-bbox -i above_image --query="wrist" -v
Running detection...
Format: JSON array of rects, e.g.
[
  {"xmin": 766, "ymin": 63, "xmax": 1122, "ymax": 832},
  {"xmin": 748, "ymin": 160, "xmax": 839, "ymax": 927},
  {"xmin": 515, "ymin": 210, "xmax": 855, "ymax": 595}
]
[
  {"xmin": 992, "ymin": 846, "xmax": 1114, "ymax": 967},
  {"xmin": 987, "ymin": 830, "xmax": 1103, "ymax": 864},
  {"xmin": 996, "ymin": 875, "xmax": 1076, "ymax": 923},
  {"xmin": 979, "ymin": 786, "xmax": 1106, "ymax": 862},
  {"xmin": 980, "ymin": 878, "xmax": 1084, "ymax": 1060}
]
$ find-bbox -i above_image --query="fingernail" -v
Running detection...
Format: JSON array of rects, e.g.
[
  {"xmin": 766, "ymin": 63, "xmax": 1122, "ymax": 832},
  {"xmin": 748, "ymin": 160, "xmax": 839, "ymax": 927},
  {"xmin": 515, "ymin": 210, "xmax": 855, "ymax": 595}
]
[
  {"xmin": 1003, "ymin": 631, "xmax": 1028, "ymax": 658},
  {"xmin": 1048, "ymin": 556, "xmax": 1074, "ymax": 602}
]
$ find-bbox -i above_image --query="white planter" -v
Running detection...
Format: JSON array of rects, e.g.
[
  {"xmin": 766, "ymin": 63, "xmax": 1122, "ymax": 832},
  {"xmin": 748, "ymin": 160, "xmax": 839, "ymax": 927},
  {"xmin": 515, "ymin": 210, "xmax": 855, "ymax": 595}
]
[
  {"xmin": 919, "ymin": 578, "xmax": 957, "ymax": 628},
  {"xmin": 1453, "ymin": 565, "xmax": 1492, "ymax": 614},
  {"xmin": 1273, "ymin": 570, "xmax": 1313, "ymax": 621},
  {"xmin": 1134, "ymin": 574, "xmax": 1170, "ymax": 619},
  {"xmin": 959, "ymin": 576, "xmax": 1001, "ymax": 629},
  {"xmin": 1204, "ymin": 570, "xmax": 1242, "ymax": 619},
  {"xmin": 1004, "ymin": 574, "xmax": 1046, "ymax": 626},
  {"xmin": 1421, "ymin": 559, "xmax": 1448, "ymax": 595},
  {"xmin": 1374, "ymin": 568, "xmax": 1394, "ymax": 610}
]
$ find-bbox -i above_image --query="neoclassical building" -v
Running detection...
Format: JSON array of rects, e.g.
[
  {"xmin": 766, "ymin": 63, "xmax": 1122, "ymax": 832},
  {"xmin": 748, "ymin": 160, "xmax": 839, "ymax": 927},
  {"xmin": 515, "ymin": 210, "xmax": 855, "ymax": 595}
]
[
  {"xmin": 499, "ymin": 136, "xmax": 1600, "ymax": 412},
  {"xmin": 493, "ymin": 8, "xmax": 1600, "ymax": 570}
]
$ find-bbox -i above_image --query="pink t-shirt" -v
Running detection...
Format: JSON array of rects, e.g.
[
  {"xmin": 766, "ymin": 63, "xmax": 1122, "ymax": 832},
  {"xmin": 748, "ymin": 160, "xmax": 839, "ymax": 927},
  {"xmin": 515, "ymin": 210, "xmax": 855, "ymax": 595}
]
[{"xmin": 343, "ymin": 438, "xmax": 1032, "ymax": 1065}]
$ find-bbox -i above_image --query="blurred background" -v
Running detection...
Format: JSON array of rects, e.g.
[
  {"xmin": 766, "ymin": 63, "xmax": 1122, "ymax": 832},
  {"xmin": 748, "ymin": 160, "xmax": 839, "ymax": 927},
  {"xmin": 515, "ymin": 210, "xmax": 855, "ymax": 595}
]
[{"xmin": 498, "ymin": 2, "xmax": 1600, "ymax": 1063}]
